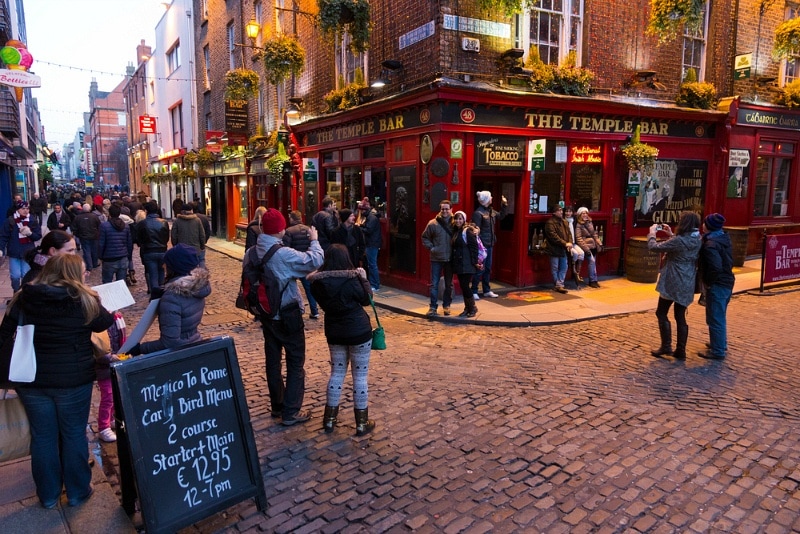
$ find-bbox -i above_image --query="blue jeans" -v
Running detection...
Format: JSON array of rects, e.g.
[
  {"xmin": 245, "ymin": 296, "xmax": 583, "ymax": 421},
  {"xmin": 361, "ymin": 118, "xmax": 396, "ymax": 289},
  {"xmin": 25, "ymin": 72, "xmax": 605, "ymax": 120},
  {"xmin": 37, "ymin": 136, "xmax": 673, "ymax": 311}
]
[
  {"xmin": 81, "ymin": 239, "xmax": 99, "ymax": 270},
  {"xmin": 9, "ymin": 256, "xmax": 31, "ymax": 291},
  {"xmin": 364, "ymin": 246, "xmax": 380, "ymax": 289},
  {"xmin": 471, "ymin": 245, "xmax": 493, "ymax": 294},
  {"xmin": 101, "ymin": 258, "xmax": 128, "ymax": 284},
  {"xmin": 587, "ymin": 249, "xmax": 598, "ymax": 282},
  {"xmin": 429, "ymin": 260, "xmax": 453, "ymax": 308},
  {"xmin": 141, "ymin": 251, "xmax": 166, "ymax": 292},
  {"xmin": 17, "ymin": 383, "xmax": 94, "ymax": 507},
  {"xmin": 705, "ymin": 284, "xmax": 732, "ymax": 357},
  {"xmin": 550, "ymin": 254, "xmax": 568, "ymax": 288},
  {"xmin": 300, "ymin": 276, "xmax": 318, "ymax": 315}
]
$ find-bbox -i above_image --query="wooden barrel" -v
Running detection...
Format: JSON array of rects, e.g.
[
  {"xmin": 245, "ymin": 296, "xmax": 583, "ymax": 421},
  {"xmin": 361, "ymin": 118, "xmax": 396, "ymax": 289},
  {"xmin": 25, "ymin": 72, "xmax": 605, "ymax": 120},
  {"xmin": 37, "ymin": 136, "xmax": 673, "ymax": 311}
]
[
  {"xmin": 626, "ymin": 236, "xmax": 661, "ymax": 283},
  {"xmin": 725, "ymin": 226, "xmax": 749, "ymax": 267}
]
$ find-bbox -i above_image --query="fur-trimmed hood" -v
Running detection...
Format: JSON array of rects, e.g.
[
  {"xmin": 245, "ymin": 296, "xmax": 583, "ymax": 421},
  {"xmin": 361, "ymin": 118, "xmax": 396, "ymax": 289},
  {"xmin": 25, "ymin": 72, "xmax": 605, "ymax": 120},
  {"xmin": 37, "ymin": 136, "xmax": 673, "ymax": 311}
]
[
  {"xmin": 177, "ymin": 213, "xmax": 198, "ymax": 221},
  {"xmin": 307, "ymin": 267, "xmax": 366, "ymax": 283},
  {"xmin": 163, "ymin": 266, "xmax": 211, "ymax": 298}
]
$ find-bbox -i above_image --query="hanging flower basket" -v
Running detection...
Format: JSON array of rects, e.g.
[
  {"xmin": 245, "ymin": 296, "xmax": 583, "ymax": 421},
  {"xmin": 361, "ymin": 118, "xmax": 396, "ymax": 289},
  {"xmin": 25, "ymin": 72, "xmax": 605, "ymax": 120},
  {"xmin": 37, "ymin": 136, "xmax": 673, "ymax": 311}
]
[
  {"xmin": 224, "ymin": 68, "xmax": 260, "ymax": 101},
  {"xmin": 266, "ymin": 142, "xmax": 290, "ymax": 180},
  {"xmin": 646, "ymin": 0, "xmax": 706, "ymax": 45},
  {"xmin": 317, "ymin": 0, "xmax": 371, "ymax": 54},
  {"xmin": 773, "ymin": 18, "xmax": 800, "ymax": 59},
  {"xmin": 621, "ymin": 125, "xmax": 659, "ymax": 171},
  {"xmin": 261, "ymin": 34, "xmax": 306, "ymax": 85},
  {"xmin": 183, "ymin": 151, "xmax": 199, "ymax": 166},
  {"xmin": 775, "ymin": 78, "xmax": 800, "ymax": 108}
]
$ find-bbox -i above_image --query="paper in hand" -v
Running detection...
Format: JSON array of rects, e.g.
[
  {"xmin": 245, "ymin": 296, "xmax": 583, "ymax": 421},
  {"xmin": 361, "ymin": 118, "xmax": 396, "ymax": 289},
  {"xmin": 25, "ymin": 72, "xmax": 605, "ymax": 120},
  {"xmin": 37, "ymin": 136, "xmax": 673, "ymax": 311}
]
[{"xmin": 92, "ymin": 280, "xmax": 136, "ymax": 312}]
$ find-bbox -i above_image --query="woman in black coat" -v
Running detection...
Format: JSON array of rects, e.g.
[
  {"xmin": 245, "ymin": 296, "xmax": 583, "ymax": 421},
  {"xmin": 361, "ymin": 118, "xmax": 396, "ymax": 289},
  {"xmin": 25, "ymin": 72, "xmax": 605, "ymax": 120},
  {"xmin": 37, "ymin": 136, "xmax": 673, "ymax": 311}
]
[
  {"xmin": 0, "ymin": 254, "xmax": 114, "ymax": 509},
  {"xmin": 308, "ymin": 244, "xmax": 375, "ymax": 436},
  {"xmin": 451, "ymin": 210, "xmax": 481, "ymax": 317}
]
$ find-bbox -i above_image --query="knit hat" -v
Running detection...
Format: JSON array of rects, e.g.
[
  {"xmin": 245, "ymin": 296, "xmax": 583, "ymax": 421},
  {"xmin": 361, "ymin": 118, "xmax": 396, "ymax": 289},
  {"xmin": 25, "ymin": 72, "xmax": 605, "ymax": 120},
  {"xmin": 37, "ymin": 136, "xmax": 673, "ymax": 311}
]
[
  {"xmin": 260, "ymin": 208, "xmax": 286, "ymax": 234},
  {"xmin": 453, "ymin": 210, "xmax": 468, "ymax": 222},
  {"xmin": 576, "ymin": 207, "xmax": 589, "ymax": 216},
  {"xmin": 164, "ymin": 243, "xmax": 200, "ymax": 276},
  {"xmin": 339, "ymin": 208, "xmax": 353, "ymax": 223},
  {"xmin": 704, "ymin": 213, "xmax": 725, "ymax": 231},
  {"xmin": 357, "ymin": 197, "xmax": 371, "ymax": 211},
  {"xmin": 15, "ymin": 200, "xmax": 28, "ymax": 210},
  {"xmin": 477, "ymin": 191, "xmax": 491, "ymax": 205}
]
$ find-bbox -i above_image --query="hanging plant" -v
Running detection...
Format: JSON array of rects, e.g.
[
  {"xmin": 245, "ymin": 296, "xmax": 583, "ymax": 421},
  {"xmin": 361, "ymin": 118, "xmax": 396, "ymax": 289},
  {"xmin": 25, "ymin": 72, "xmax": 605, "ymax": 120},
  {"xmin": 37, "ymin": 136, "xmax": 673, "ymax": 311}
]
[
  {"xmin": 775, "ymin": 78, "xmax": 800, "ymax": 108},
  {"xmin": 261, "ymin": 34, "xmax": 306, "ymax": 85},
  {"xmin": 524, "ymin": 46, "xmax": 555, "ymax": 93},
  {"xmin": 621, "ymin": 125, "xmax": 659, "ymax": 171},
  {"xmin": 773, "ymin": 17, "xmax": 800, "ymax": 59},
  {"xmin": 675, "ymin": 68, "xmax": 717, "ymax": 109},
  {"xmin": 224, "ymin": 68, "xmax": 260, "ymax": 101},
  {"xmin": 179, "ymin": 168, "xmax": 197, "ymax": 180},
  {"xmin": 323, "ymin": 82, "xmax": 366, "ymax": 113},
  {"xmin": 266, "ymin": 142, "xmax": 290, "ymax": 179},
  {"xmin": 183, "ymin": 151, "xmax": 199, "ymax": 166},
  {"xmin": 317, "ymin": 0, "xmax": 371, "ymax": 54},
  {"xmin": 550, "ymin": 51, "xmax": 594, "ymax": 96},
  {"xmin": 646, "ymin": 0, "xmax": 706, "ymax": 45},
  {"xmin": 196, "ymin": 148, "xmax": 217, "ymax": 167},
  {"xmin": 142, "ymin": 172, "xmax": 158, "ymax": 184}
]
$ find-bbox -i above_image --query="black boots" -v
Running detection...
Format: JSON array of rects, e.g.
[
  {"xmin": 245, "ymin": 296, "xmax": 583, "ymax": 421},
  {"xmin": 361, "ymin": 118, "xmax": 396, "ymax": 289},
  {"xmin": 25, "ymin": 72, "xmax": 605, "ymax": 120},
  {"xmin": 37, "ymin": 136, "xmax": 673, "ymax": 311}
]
[
  {"xmin": 674, "ymin": 322, "xmax": 688, "ymax": 359},
  {"xmin": 322, "ymin": 405, "xmax": 339, "ymax": 433},
  {"xmin": 573, "ymin": 260, "xmax": 584, "ymax": 284},
  {"xmin": 651, "ymin": 320, "xmax": 674, "ymax": 357},
  {"xmin": 354, "ymin": 408, "xmax": 375, "ymax": 436}
]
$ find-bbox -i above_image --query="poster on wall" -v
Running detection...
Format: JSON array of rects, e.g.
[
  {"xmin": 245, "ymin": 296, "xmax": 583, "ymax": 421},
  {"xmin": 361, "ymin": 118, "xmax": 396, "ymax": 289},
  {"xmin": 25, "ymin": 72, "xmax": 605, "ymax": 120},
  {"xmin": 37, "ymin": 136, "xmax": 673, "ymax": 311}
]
[
  {"xmin": 634, "ymin": 159, "xmax": 707, "ymax": 228},
  {"xmin": 389, "ymin": 166, "xmax": 417, "ymax": 273},
  {"xmin": 727, "ymin": 149, "xmax": 751, "ymax": 198}
]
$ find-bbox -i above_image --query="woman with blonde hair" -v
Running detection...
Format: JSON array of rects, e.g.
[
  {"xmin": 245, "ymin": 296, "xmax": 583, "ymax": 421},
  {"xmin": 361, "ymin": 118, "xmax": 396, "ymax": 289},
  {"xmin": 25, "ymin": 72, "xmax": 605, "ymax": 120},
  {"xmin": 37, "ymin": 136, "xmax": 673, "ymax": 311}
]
[
  {"xmin": 0, "ymin": 253, "xmax": 114, "ymax": 508},
  {"xmin": 245, "ymin": 206, "xmax": 268, "ymax": 250}
]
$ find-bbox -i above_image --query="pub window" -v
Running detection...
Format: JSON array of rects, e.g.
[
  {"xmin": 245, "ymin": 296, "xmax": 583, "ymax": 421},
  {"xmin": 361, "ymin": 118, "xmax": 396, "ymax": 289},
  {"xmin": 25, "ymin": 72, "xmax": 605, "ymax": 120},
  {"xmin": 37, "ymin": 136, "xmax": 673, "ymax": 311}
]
[
  {"xmin": 335, "ymin": 33, "xmax": 368, "ymax": 86},
  {"xmin": 364, "ymin": 166, "xmax": 387, "ymax": 217},
  {"xmin": 754, "ymin": 141, "xmax": 794, "ymax": 218},
  {"xmin": 326, "ymin": 168, "xmax": 342, "ymax": 205},
  {"xmin": 518, "ymin": 0, "xmax": 584, "ymax": 66},
  {"xmin": 681, "ymin": 1, "xmax": 708, "ymax": 80},
  {"xmin": 322, "ymin": 151, "xmax": 339, "ymax": 164},
  {"xmin": 363, "ymin": 144, "xmax": 384, "ymax": 160},
  {"xmin": 568, "ymin": 144, "xmax": 602, "ymax": 211},
  {"xmin": 529, "ymin": 140, "xmax": 561, "ymax": 214},
  {"xmin": 342, "ymin": 166, "xmax": 363, "ymax": 210},
  {"xmin": 781, "ymin": 4, "xmax": 800, "ymax": 85},
  {"xmin": 342, "ymin": 148, "xmax": 360, "ymax": 162}
]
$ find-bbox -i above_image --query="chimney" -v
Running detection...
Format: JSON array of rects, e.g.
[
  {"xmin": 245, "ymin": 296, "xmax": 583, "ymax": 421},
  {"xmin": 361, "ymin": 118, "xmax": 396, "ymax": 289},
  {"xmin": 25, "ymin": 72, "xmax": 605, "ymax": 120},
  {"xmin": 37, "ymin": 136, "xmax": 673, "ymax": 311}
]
[{"xmin": 136, "ymin": 39, "xmax": 152, "ymax": 65}]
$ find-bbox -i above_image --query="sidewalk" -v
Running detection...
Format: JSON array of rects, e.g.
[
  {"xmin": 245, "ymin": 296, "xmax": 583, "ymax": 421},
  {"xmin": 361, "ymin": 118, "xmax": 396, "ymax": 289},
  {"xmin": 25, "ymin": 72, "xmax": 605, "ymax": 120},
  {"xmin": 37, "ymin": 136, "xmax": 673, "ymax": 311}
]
[{"xmin": 205, "ymin": 236, "xmax": 768, "ymax": 326}]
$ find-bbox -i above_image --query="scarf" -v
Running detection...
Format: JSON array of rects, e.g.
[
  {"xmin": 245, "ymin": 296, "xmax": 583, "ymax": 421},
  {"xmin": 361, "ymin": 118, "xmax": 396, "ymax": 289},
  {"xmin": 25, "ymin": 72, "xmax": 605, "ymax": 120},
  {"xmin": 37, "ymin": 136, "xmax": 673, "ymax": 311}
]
[{"xmin": 14, "ymin": 211, "xmax": 32, "ymax": 244}]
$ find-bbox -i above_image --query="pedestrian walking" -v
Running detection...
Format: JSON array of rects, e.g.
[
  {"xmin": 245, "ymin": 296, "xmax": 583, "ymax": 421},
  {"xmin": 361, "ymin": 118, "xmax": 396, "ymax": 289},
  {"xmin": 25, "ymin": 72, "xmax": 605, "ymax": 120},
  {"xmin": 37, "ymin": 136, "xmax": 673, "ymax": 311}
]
[
  {"xmin": 47, "ymin": 202, "xmax": 70, "ymax": 232},
  {"xmin": 356, "ymin": 197, "xmax": 382, "ymax": 291},
  {"xmin": 421, "ymin": 200, "xmax": 455, "ymax": 316},
  {"xmin": 451, "ymin": 210, "xmax": 480, "ymax": 317},
  {"xmin": 697, "ymin": 213, "xmax": 735, "ymax": 360},
  {"xmin": 0, "ymin": 200, "xmax": 42, "ymax": 291},
  {"xmin": 98, "ymin": 205, "xmax": 133, "ymax": 284},
  {"xmin": 647, "ymin": 211, "xmax": 702, "ymax": 360},
  {"xmin": 29, "ymin": 192, "xmax": 48, "ymax": 227},
  {"xmin": 135, "ymin": 200, "xmax": 170, "ymax": 293},
  {"xmin": 171, "ymin": 204, "xmax": 206, "ymax": 253},
  {"xmin": 72, "ymin": 203, "xmax": 101, "ymax": 272},
  {"xmin": 308, "ymin": 244, "xmax": 376, "ymax": 436},
  {"xmin": 249, "ymin": 208, "xmax": 323, "ymax": 425}
]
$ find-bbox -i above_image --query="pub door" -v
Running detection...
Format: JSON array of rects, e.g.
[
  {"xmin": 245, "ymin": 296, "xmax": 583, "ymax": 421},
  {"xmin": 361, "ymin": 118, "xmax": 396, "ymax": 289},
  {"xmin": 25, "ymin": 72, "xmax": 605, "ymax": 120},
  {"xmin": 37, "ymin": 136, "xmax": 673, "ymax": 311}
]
[
  {"xmin": 472, "ymin": 176, "xmax": 520, "ymax": 286},
  {"xmin": 210, "ymin": 177, "xmax": 227, "ymax": 238}
]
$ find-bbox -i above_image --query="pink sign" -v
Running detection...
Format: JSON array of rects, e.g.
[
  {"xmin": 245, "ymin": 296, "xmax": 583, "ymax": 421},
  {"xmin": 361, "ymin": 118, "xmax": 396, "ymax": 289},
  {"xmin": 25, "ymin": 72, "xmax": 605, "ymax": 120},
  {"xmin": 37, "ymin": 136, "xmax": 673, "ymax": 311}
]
[{"xmin": 763, "ymin": 233, "xmax": 800, "ymax": 284}]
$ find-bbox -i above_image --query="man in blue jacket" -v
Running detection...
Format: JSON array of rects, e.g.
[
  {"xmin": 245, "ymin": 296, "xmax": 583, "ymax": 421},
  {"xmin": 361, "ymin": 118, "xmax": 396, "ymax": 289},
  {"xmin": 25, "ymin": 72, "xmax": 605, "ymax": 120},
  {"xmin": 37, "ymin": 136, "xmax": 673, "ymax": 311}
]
[
  {"xmin": 98, "ymin": 204, "xmax": 133, "ymax": 284},
  {"xmin": 697, "ymin": 213, "xmax": 735, "ymax": 360},
  {"xmin": 0, "ymin": 201, "xmax": 42, "ymax": 291}
]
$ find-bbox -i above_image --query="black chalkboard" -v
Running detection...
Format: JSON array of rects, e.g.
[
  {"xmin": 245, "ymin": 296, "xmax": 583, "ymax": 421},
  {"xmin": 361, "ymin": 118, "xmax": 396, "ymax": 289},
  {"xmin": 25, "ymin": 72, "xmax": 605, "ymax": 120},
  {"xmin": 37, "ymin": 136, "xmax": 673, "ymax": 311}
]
[{"xmin": 111, "ymin": 337, "xmax": 266, "ymax": 534}]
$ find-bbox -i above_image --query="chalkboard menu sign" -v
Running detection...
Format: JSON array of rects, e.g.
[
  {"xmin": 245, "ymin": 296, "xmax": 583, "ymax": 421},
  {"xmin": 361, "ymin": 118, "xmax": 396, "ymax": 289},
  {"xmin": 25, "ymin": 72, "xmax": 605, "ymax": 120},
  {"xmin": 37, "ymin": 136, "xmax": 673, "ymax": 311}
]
[{"xmin": 111, "ymin": 337, "xmax": 266, "ymax": 534}]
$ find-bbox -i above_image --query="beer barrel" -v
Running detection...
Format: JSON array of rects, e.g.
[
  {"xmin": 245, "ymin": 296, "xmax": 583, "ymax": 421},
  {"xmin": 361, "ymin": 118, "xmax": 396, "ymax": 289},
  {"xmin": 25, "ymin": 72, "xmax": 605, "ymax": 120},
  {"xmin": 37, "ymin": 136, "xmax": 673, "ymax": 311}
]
[
  {"xmin": 626, "ymin": 236, "xmax": 661, "ymax": 283},
  {"xmin": 725, "ymin": 226, "xmax": 748, "ymax": 267}
]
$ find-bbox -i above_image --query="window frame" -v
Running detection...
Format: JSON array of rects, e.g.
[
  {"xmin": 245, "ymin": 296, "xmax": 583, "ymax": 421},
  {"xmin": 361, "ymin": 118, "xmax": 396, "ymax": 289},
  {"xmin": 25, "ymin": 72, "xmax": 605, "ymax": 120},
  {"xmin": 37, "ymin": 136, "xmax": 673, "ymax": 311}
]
[
  {"xmin": 335, "ymin": 33, "xmax": 368, "ymax": 86},
  {"xmin": 170, "ymin": 102, "xmax": 184, "ymax": 150},
  {"xmin": 518, "ymin": 0, "xmax": 584, "ymax": 66},
  {"xmin": 681, "ymin": 0, "xmax": 709, "ymax": 81},
  {"xmin": 227, "ymin": 22, "xmax": 236, "ymax": 70},
  {"xmin": 167, "ymin": 41, "xmax": 181, "ymax": 75},
  {"xmin": 780, "ymin": 3, "xmax": 800, "ymax": 86}
]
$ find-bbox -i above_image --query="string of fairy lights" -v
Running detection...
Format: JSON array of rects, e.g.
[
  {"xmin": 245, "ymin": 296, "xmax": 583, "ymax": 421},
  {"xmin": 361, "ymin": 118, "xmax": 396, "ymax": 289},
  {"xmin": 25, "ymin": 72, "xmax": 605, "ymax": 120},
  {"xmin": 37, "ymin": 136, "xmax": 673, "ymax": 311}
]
[{"xmin": 35, "ymin": 59, "xmax": 203, "ymax": 84}]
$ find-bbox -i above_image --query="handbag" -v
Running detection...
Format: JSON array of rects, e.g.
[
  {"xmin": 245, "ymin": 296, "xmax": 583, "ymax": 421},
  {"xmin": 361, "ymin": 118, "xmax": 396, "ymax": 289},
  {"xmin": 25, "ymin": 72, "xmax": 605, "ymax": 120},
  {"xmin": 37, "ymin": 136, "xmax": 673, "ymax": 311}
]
[
  {"xmin": 368, "ymin": 295, "xmax": 386, "ymax": 351},
  {"xmin": 9, "ymin": 312, "xmax": 36, "ymax": 383},
  {"xmin": 0, "ymin": 389, "xmax": 30, "ymax": 462}
]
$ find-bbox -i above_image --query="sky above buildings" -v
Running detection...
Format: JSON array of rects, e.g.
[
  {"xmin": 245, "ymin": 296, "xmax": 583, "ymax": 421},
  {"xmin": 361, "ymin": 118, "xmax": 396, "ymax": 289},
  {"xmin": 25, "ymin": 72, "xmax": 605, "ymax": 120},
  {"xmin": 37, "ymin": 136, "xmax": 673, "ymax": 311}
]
[{"xmin": 24, "ymin": 0, "xmax": 167, "ymax": 153}]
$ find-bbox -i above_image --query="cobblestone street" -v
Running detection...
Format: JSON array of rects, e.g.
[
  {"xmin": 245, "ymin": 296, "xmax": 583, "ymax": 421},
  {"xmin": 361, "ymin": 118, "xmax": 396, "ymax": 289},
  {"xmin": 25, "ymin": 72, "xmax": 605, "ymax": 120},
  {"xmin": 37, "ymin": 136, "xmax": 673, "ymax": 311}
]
[{"xmin": 100, "ymin": 249, "xmax": 800, "ymax": 533}]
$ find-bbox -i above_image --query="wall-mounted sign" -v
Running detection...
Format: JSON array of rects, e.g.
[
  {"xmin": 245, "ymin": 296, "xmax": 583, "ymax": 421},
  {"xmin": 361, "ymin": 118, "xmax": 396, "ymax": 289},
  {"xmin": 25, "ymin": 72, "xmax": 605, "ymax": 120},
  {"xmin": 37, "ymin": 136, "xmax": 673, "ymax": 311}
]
[
  {"xmin": 528, "ymin": 139, "xmax": 545, "ymax": 171},
  {"xmin": 225, "ymin": 100, "xmax": 249, "ymax": 135},
  {"xmin": 450, "ymin": 138, "xmax": 463, "ymax": 159},
  {"xmin": 475, "ymin": 135, "xmax": 525, "ymax": 170},
  {"xmin": 139, "ymin": 115, "xmax": 157, "ymax": 134},
  {"xmin": 420, "ymin": 134, "xmax": 432, "ymax": 164},
  {"xmin": 734, "ymin": 53, "xmax": 752, "ymax": 80},
  {"xmin": 399, "ymin": 21, "xmax": 435, "ymax": 50},
  {"xmin": 570, "ymin": 144, "xmax": 602, "ymax": 164},
  {"xmin": 462, "ymin": 37, "xmax": 480, "ymax": 52}
]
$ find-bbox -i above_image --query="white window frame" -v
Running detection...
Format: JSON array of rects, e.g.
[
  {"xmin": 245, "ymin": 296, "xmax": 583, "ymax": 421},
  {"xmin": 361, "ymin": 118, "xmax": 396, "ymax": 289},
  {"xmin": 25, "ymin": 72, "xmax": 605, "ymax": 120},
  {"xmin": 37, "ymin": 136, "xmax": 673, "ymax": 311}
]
[
  {"xmin": 681, "ymin": 1, "xmax": 709, "ymax": 81},
  {"xmin": 335, "ymin": 33, "xmax": 368, "ymax": 86},
  {"xmin": 519, "ymin": 0, "xmax": 584, "ymax": 66},
  {"xmin": 170, "ymin": 103, "xmax": 184, "ymax": 149},
  {"xmin": 167, "ymin": 41, "xmax": 181, "ymax": 75},
  {"xmin": 227, "ymin": 23, "xmax": 236, "ymax": 70},
  {"xmin": 780, "ymin": 4, "xmax": 800, "ymax": 86}
]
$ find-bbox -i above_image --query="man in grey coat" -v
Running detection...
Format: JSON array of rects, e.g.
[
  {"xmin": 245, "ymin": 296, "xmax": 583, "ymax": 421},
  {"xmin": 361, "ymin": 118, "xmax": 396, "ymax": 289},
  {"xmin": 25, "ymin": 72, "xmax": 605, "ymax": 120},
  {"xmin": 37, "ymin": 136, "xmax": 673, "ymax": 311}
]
[{"xmin": 421, "ymin": 200, "xmax": 454, "ymax": 316}]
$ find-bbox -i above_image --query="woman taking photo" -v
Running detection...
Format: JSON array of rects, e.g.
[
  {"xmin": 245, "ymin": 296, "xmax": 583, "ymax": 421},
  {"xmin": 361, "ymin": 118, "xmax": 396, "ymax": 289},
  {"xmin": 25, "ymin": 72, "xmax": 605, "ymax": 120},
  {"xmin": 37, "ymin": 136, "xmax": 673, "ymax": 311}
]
[
  {"xmin": 451, "ymin": 211, "xmax": 480, "ymax": 317},
  {"xmin": 647, "ymin": 211, "xmax": 702, "ymax": 360},
  {"xmin": 308, "ymin": 244, "xmax": 375, "ymax": 436},
  {"xmin": 0, "ymin": 254, "xmax": 114, "ymax": 508}
]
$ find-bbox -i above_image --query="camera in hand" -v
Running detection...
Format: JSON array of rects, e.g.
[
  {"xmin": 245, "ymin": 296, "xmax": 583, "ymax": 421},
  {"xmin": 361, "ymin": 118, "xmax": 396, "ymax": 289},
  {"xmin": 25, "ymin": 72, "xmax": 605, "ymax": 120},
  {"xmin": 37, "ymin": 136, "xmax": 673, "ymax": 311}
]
[{"xmin": 656, "ymin": 225, "xmax": 663, "ymax": 231}]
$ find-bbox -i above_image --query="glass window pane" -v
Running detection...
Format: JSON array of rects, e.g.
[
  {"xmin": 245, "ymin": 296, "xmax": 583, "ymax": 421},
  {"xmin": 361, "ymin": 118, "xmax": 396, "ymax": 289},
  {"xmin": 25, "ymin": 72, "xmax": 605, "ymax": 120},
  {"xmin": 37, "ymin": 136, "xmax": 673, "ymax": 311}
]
[
  {"xmin": 753, "ymin": 156, "xmax": 770, "ymax": 217},
  {"xmin": 569, "ymin": 164, "xmax": 602, "ymax": 211},
  {"xmin": 326, "ymin": 168, "xmax": 342, "ymax": 205},
  {"xmin": 773, "ymin": 158, "xmax": 791, "ymax": 216},
  {"xmin": 342, "ymin": 166, "xmax": 362, "ymax": 210},
  {"xmin": 363, "ymin": 167, "xmax": 387, "ymax": 218}
]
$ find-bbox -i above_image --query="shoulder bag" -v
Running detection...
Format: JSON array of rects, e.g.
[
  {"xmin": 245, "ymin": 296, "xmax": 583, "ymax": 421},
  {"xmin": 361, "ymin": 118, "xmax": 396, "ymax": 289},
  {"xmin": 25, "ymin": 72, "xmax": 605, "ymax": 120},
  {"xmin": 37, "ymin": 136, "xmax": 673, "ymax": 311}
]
[
  {"xmin": 0, "ymin": 389, "xmax": 30, "ymax": 462},
  {"xmin": 9, "ymin": 311, "xmax": 36, "ymax": 383},
  {"xmin": 368, "ymin": 295, "xmax": 386, "ymax": 350}
]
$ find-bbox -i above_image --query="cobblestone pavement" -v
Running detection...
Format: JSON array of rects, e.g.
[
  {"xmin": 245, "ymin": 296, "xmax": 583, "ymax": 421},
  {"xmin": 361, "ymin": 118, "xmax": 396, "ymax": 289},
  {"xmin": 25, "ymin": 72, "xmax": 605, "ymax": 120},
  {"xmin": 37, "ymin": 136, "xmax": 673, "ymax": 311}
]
[{"xmin": 97, "ymin": 249, "xmax": 800, "ymax": 533}]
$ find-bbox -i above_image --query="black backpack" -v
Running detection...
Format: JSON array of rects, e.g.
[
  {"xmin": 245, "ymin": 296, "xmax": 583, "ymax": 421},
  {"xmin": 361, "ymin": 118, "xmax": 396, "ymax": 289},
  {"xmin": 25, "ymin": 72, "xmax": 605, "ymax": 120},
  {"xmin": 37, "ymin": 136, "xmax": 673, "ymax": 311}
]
[{"xmin": 236, "ymin": 244, "xmax": 289, "ymax": 318}]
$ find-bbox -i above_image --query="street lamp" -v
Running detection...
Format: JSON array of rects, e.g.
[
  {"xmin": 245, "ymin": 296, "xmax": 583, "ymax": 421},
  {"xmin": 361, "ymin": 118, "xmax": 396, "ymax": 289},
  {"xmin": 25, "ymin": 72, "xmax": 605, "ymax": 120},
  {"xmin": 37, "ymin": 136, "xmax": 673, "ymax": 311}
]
[{"xmin": 245, "ymin": 19, "xmax": 260, "ymax": 45}]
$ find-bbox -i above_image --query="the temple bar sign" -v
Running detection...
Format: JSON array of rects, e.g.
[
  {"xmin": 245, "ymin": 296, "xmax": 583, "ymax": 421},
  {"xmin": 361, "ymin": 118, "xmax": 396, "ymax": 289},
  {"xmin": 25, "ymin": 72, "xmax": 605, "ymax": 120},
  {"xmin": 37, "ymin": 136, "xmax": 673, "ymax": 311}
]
[{"xmin": 475, "ymin": 135, "xmax": 526, "ymax": 170}]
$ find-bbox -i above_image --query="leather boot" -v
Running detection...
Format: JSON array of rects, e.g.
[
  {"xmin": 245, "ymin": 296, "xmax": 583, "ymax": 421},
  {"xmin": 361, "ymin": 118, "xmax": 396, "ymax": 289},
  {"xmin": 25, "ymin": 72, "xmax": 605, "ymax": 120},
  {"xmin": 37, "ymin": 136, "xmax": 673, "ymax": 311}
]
[
  {"xmin": 322, "ymin": 405, "xmax": 339, "ymax": 433},
  {"xmin": 128, "ymin": 270, "xmax": 137, "ymax": 284},
  {"xmin": 573, "ymin": 260, "xmax": 584, "ymax": 284},
  {"xmin": 651, "ymin": 320, "xmax": 673, "ymax": 356},
  {"xmin": 674, "ymin": 322, "xmax": 688, "ymax": 359},
  {"xmin": 354, "ymin": 408, "xmax": 375, "ymax": 436}
]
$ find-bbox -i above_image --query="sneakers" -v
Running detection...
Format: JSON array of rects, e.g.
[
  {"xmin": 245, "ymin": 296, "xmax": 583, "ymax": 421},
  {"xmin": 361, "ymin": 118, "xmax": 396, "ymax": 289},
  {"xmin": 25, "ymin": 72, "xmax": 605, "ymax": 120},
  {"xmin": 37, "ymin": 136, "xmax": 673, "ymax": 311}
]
[
  {"xmin": 443, "ymin": 307, "xmax": 451, "ymax": 316},
  {"xmin": 371, "ymin": 287, "xmax": 379, "ymax": 292},
  {"xmin": 426, "ymin": 307, "xmax": 438, "ymax": 317},
  {"xmin": 99, "ymin": 428, "xmax": 117, "ymax": 442},
  {"xmin": 309, "ymin": 313, "xmax": 320, "ymax": 319},
  {"xmin": 281, "ymin": 409, "xmax": 312, "ymax": 426},
  {"xmin": 483, "ymin": 291, "xmax": 499, "ymax": 298},
  {"xmin": 472, "ymin": 293, "xmax": 481, "ymax": 301}
]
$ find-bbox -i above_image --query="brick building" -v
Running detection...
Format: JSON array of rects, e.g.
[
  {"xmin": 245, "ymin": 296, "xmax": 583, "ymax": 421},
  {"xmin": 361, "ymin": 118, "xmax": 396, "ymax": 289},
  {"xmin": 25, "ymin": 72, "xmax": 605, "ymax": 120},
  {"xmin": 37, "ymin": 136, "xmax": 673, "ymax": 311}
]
[
  {"xmin": 87, "ymin": 78, "xmax": 128, "ymax": 189},
  {"xmin": 123, "ymin": 40, "xmax": 152, "ymax": 199},
  {"xmin": 195, "ymin": 0, "xmax": 800, "ymax": 292}
]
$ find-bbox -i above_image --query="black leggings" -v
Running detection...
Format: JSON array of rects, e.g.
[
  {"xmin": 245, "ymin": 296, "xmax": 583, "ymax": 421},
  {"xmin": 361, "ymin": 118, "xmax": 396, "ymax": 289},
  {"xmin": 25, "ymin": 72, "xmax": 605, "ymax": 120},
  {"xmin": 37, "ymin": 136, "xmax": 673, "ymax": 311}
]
[{"xmin": 655, "ymin": 296, "xmax": 686, "ymax": 329}]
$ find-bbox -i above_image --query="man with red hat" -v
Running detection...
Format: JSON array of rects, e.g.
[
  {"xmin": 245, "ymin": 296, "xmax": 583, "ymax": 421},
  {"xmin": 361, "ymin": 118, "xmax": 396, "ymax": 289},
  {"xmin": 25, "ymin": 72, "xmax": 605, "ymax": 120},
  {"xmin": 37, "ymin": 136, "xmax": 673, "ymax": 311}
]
[{"xmin": 248, "ymin": 208, "xmax": 324, "ymax": 425}]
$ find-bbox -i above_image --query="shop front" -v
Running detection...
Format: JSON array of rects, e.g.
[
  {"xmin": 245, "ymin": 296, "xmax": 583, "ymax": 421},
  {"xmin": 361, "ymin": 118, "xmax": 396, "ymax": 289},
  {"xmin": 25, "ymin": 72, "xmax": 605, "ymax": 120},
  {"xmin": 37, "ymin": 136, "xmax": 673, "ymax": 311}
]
[
  {"xmin": 201, "ymin": 156, "xmax": 245, "ymax": 241},
  {"xmin": 720, "ymin": 98, "xmax": 800, "ymax": 259},
  {"xmin": 293, "ymin": 85, "xmax": 727, "ymax": 295}
]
